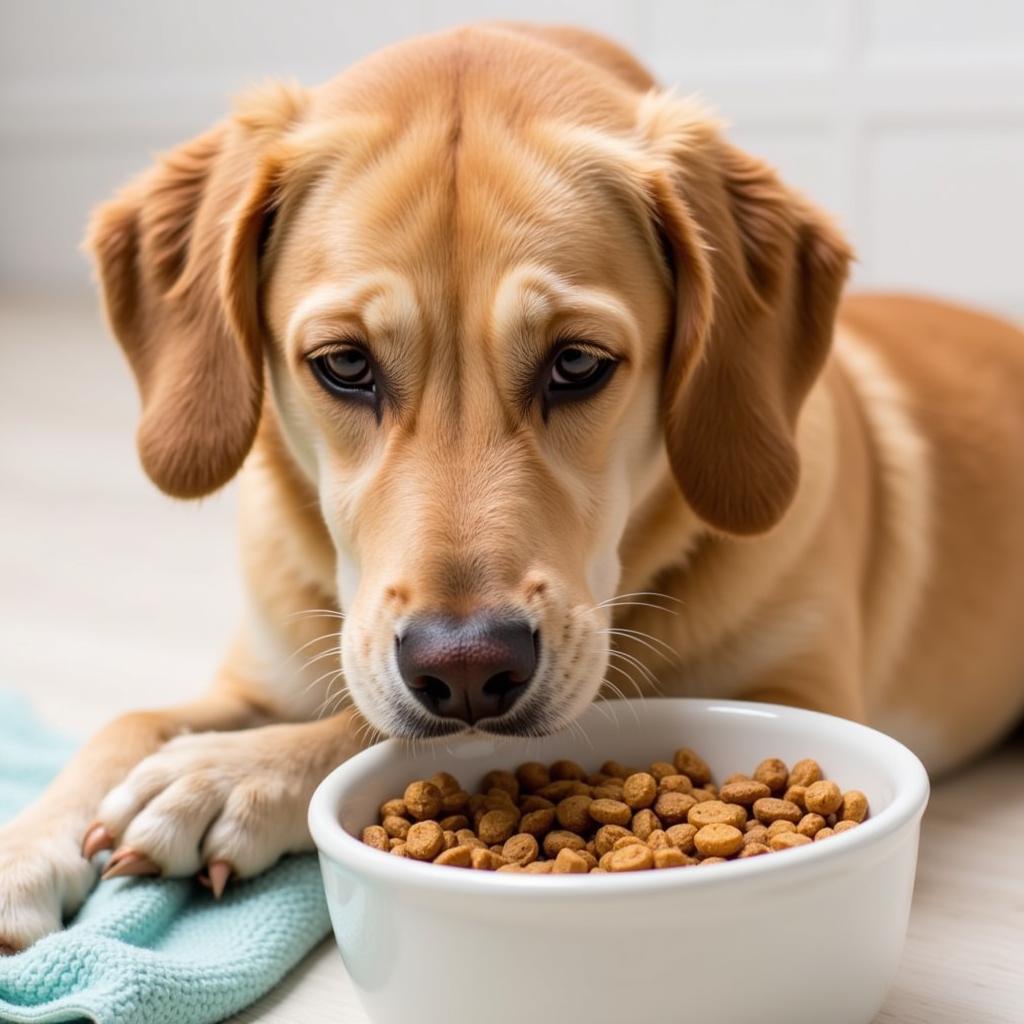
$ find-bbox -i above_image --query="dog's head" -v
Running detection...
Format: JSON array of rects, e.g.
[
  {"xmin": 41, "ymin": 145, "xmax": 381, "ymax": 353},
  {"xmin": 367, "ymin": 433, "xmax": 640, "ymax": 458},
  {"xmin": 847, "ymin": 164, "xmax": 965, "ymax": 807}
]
[{"xmin": 87, "ymin": 30, "xmax": 850, "ymax": 738}]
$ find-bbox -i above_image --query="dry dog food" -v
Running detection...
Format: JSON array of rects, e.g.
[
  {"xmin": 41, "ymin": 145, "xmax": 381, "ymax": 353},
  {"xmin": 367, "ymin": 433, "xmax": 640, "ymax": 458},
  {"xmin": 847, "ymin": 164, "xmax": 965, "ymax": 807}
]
[{"xmin": 360, "ymin": 751, "xmax": 869, "ymax": 874}]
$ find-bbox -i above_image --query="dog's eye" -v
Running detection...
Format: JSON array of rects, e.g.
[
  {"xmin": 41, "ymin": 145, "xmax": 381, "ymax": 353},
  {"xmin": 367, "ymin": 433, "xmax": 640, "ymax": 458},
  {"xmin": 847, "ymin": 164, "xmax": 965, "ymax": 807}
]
[
  {"xmin": 546, "ymin": 345, "xmax": 616, "ymax": 400},
  {"xmin": 310, "ymin": 346, "xmax": 375, "ymax": 394}
]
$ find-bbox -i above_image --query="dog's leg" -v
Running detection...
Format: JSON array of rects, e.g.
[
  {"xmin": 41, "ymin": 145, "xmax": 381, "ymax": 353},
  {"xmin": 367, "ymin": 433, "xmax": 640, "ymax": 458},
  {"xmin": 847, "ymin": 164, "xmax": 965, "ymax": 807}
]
[
  {"xmin": 85, "ymin": 709, "xmax": 365, "ymax": 899},
  {"xmin": 736, "ymin": 654, "xmax": 867, "ymax": 723},
  {"xmin": 0, "ymin": 677, "xmax": 269, "ymax": 953}
]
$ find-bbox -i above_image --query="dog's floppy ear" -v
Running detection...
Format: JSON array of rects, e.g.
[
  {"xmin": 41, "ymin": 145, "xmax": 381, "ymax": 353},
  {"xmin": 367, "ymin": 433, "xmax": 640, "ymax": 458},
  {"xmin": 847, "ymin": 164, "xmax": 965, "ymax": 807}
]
[
  {"xmin": 648, "ymin": 114, "xmax": 852, "ymax": 535},
  {"xmin": 85, "ymin": 84, "xmax": 305, "ymax": 498}
]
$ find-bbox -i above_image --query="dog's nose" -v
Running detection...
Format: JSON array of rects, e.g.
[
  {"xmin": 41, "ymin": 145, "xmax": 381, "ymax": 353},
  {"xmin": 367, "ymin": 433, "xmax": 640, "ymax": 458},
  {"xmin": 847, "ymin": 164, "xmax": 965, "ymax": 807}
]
[{"xmin": 397, "ymin": 614, "xmax": 537, "ymax": 723}]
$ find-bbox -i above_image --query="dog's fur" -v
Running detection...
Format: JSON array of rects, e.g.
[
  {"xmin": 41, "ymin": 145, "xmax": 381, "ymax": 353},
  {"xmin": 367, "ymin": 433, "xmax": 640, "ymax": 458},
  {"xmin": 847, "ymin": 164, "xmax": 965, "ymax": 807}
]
[{"xmin": 3, "ymin": 23, "xmax": 1024, "ymax": 951}]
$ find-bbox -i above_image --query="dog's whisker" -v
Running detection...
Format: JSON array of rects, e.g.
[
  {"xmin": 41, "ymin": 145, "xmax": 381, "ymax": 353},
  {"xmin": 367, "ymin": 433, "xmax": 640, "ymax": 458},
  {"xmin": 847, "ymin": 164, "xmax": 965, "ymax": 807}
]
[
  {"xmin": 594, "ymin": 591, "xmax": 681, "ymax": 608},
  {"xmin": 602, "ymin": 625, "xmax": 677, "ymax": 655},
  {"xmin": 600, "ymin": 600, "xmax": 681, "ymax": 616},
  {"xmin": 600, "ymin": 628, "xmax": 677, "ymax": 666},
  {"xmin": 605, "ymin": 647, "xmax": 659, "ymax": 687},
  {"xmin": 286, "ymin": 608, "xmax": 345, "ymax": 622},
  {"xmin": 288, "ymin": 629, "xmax": 343, "ymax": 665},
  {"xmin": 298, "ymin": 645, "xmax": 344, "ymax": 672}
]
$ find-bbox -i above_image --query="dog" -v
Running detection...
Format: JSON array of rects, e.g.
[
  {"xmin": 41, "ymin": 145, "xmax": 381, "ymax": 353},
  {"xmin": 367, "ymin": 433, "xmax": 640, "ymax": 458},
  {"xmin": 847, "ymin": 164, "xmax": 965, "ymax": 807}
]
[{"xmin": 3, "ymin": 22, "xmax": 1024, "ymax": 953}]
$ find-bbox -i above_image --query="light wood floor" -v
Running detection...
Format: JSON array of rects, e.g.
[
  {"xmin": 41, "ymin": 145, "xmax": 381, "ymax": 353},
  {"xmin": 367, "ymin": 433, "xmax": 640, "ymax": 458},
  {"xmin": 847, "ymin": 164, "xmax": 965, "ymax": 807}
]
[{"xmin": 1, "ymin": 298, "xmax": 1021, "ymax": 1023}]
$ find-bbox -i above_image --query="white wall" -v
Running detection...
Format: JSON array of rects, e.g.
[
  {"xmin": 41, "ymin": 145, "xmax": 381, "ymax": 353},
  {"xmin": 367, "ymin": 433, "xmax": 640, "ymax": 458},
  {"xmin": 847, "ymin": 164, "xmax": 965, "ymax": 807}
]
[{"xmin": 2, "ymin": 0, "xmax": 1022, "ymax": 316}]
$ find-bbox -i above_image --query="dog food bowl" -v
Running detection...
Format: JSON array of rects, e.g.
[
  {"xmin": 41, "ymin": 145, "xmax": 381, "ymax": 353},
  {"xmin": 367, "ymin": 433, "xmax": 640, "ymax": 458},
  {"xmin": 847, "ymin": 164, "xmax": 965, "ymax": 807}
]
[{"xmin": 309, "ymin": 698, "xmax": 929, "ymax": 1024}]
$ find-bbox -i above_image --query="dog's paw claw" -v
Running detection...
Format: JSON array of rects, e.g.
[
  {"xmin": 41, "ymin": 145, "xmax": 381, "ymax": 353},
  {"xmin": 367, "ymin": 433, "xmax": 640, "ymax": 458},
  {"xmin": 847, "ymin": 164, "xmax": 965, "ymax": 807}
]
[
  {"xmin": 101, "ymin": 847, "xmax": 160, "ymax": 881},
  {"xmin": 197, "ymin": 859, "xmax": 233, "ymax": 899},
  {"xmin": 81, "ymin": 823, "xmax": 115, "ymax": 860}
]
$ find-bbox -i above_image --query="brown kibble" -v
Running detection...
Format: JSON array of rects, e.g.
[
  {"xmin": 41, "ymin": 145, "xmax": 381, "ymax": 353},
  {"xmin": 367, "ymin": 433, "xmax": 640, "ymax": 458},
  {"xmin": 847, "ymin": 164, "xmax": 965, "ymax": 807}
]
[
  {"xmin": 797, "ymin": 813, "xmax": 827, "ymax": 838},
  {"xmin": 441, "ymin": 790, "xmax": 470, "ymax": 814},
  {"xmin": 673, "ymin": 747, "xmax": 712, "ymax": 785},
  {"xmin": 537, "ymin": 780, "xmax": 590, "ymax": 801},
  {"xmin": 753, "ymin": 758, "xmax": 789, "ymax": 793},
  {"xmin": 753, "ymin": 798, "xmax": 803, "ymax": 824},
  {"xmin": 646, "ymin": 829, "xmax": 671, "ymax": 850},
  {"xmin": 657, "ymin": 774, "xmax": 694, "ymax": 795},
  {"xmin": 589, "ymin": 798, "xmax": 633, "ymax": 827},
  {"xmin": 622, "ymin": 772, "xmax": 658, "ymax": 809},
  {"xmin": 788, "ymin": 758, "xmax": 822, "ymax": 788},
  {"xmin": 613, "ymin": 835, "xmax": 645, "ymax": 850},
  {"xmin": 516, "ymin": 762, "xmax": 550, "ymax": 793},
  {"xmin": 738, "ymin": 842, "xmax": 770, "ymax": 858},
  {"xmin": 694, "ymin": 823, "xmax": 744, "ymax": 857},
  {"xmin": 804, "ymin": 780, "xmax": 842, "ymax": 816},
  {"xmin": 687, "ymin": 800, "xmax": 747, "ymax": 830},
  {"xmin": 648, "ymin": 761, "xmax": 677, "ymax": 781},
  {"xmin": 428, "ymin": 771, "xmax": 460, "ymax": 796},
  {"xmin": 840, "ymin": 790, "xmax": 869, "ymax": 823},
  {"xmin": 770, "ymin": 831, "xmax": 813, "ymax": 851},
  {"xmin": 502, "ymin": 833, "xmax": 539, "ymax": 866},
  {"xmin": 653, "ymin": 847, "xmax": 688, "ymax": 869},
  {"xmin": 520, "ymin": 807, "xmax": 557, "ymax": 837},
  {"xmin": 743, "ymin": 824, "xmax": 769, "ymax": 846},
  {"xmin": 665, "ymin": 823, "xmax": 698, "ymax": 853},
  {"xmin": 552, "ymin": 847, "xmax": 589, "ymax": 874},
  {"xmin": 405, "ymin": 820, "xmax": 444, "ymax": 861},
  {"xmin": 654, "ymin": 791, "xmax": 697, "ymax": 825},
  {"xmin": 439, "ymin": 814, "xmax": 469, "ymax": 832},
  {"xmin": 631, "ymin": 808, "xmax": 662, "ymax": 840},
  {"xmin": 519, "ymin": 795, "xmax": 554, "ymax": 813},
  {"xmin": 361, "ymin": 825, "xmax": 389, "ymax": 851},
  {"xmin": 404, "ymin": 780, "xmax": 443, "ymax": 821},
  {"xmin": 595, "ymin": 824, "xmax": 632, "ymax": 856},
  {"xmin": 367, "ymin": 748, "xmax": 867, "ymax": 876},
  {"xmin": 719, "ymin": 779, "xmax": 771, "ymax": 806},
  {"xmin": 550, "ymin": 759, "xmax": 587, "ymax": 782},
  {"xmin": 783, "ymin": 785, "xmax": 808, "ymax": 809},
  {"xmin": 543, "ymin": 830, "xmax": 586, "ymax": 857},
  {"xmin": 470, "ymin": 847, "xmax": 507, "ymax": 870},
  {"xmin": 556, "ymin": 795, "xmax": 594, "ymax": 833},
  {"xmin": 524, "ymin": 860, "xmax": 554, "ymax": 874},
  {"xmin": 379, "ymin": 798, "xmax": 406, "ymax": 820},
  {"xmin": 607, "ymin": 843, "xmax": 655, "ymax": 872},
  {"xmin": 434, "ymin": 845, "xmax": 473, "ymax": 867},
  {"xmin": 482, "ymin": 770, "xmax": 519, "ymax": 800},
  {"xmin": 477, "ymin": 809, "xmax": 518, "ymax": 845},
  {"xmin": 382, "ymin": 815, "xmax": 411, "ymax": 839}
]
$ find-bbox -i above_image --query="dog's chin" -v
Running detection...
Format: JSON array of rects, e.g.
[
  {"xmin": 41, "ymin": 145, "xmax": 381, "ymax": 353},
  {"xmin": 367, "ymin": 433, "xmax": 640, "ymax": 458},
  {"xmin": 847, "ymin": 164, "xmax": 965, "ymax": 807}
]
[{"xmin": 382, "ymin": 697, "xmax": 579, "ymax": 741}]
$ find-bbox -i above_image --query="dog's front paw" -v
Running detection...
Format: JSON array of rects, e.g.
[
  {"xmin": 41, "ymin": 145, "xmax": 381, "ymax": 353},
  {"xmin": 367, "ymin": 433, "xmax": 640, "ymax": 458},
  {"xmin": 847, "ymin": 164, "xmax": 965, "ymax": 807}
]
[
  {"xmin": 89, "ymin": 727, "xmax": 319, "ymax": 896},
  {"xmin": 0, "ymin": 824, "xmax": 95, "ymax": 953}
]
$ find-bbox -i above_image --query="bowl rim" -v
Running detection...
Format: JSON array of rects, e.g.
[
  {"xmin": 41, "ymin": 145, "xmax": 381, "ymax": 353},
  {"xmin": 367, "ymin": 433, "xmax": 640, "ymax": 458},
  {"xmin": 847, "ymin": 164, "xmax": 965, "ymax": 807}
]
[{"xmin": 308, "ymin": 698, "xmax": 930, "ymax": 898}]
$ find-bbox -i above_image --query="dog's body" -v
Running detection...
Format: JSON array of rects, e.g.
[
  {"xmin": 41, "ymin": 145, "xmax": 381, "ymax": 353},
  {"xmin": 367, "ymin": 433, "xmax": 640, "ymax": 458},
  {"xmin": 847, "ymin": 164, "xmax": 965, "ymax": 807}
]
[{"xmin": 2, "ymin": 24, "xmax": 1023, "ymax": 952}]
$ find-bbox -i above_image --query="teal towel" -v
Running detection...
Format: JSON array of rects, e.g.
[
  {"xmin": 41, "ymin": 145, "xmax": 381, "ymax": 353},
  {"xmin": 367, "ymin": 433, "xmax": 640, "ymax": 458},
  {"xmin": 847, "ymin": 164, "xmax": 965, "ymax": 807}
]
[{"xmin": 0, "ymin": 692, "xmax": 332, "ymax": 1023}]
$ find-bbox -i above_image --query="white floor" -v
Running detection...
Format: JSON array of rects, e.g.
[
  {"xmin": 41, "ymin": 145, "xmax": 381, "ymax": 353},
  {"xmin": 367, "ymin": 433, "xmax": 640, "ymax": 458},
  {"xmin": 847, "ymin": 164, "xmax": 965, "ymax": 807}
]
[{"xmin": 2, "ymin": 298, "xmax": 1021, "ymax": 1023}]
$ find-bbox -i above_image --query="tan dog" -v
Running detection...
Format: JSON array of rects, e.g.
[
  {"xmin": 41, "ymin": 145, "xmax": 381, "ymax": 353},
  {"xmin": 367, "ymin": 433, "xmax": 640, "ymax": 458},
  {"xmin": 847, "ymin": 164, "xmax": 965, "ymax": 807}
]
[{"xmin": 3, "ymin": 23, "xmax": 1023, "ymax": 952}]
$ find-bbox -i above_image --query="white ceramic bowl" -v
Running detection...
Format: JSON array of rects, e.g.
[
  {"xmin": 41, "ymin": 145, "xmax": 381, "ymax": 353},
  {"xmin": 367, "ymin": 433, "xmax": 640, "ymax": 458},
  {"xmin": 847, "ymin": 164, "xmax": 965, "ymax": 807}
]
[{"xmin": 309, "ymin": 698, "xmax": 929, "ymax": 1024}]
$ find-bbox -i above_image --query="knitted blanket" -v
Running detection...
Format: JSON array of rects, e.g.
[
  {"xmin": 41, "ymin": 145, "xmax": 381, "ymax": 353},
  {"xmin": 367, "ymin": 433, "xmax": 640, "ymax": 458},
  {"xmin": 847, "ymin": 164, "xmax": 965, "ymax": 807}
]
[{"xmin": 0, "ymin": 692, "xmax": 331, "ymax": 1023}]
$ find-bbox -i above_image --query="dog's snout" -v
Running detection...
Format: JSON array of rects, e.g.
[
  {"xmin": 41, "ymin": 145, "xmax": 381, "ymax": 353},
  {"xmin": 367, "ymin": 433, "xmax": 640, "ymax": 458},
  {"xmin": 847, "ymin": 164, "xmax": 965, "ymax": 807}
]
[{"xmin": 397, "ymin": 614, "xmax": 537, "ymax": 723}]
